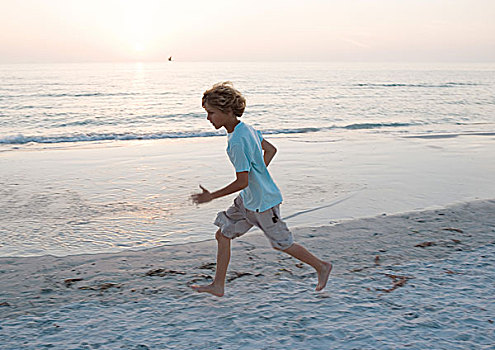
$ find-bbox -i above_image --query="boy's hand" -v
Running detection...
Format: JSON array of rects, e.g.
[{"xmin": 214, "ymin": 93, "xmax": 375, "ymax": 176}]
[{"xmin": 191, "ymin": 185, "xmax": 213, "ymax": 204}]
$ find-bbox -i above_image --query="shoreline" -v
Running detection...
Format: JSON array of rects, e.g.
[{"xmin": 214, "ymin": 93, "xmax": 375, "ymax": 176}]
[
  {"xmin": 0, "ymin": 194, "xmax": 489, "ymax": 260},
  {"xmin": 1, "ymin": 198, "xmax": 494, "ymax": 310}
]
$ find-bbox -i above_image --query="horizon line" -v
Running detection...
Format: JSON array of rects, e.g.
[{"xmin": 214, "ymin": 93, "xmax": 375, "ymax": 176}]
[{"xmin": 1, "ymin": 60, "xmax": 495, "ymax": 65}]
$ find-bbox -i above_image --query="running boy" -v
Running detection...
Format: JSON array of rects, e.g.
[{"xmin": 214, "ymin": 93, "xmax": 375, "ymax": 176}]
[{"xmin": 191, "ymin": 82, "xmax": 332, "ymax": 297}]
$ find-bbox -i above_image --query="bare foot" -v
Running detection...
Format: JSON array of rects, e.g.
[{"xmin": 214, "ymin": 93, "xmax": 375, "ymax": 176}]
[
  {"xmin": 190, "ymin": 283, "xmax": 224, "ymax": 297},
  {"xmin": 315, "ymin": 261, "xmax": 332, "ymax": 291}
]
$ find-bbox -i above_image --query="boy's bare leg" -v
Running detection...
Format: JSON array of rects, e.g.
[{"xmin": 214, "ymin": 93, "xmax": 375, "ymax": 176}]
[
  {"xmin": 282, "ymin": 243, "xmax": 332, "ymax": 291},
  {"xmin": 191, "ymin": 230, "xmax": 230, "ymax": 297}
]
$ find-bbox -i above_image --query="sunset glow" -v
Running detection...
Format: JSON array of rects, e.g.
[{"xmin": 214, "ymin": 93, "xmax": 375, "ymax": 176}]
[{"xmin": 0, "ymin": 0, "xmax": 494, "ymax": 63}]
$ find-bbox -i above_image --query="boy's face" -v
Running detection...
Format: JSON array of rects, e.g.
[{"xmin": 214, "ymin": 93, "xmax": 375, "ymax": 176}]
[{"xmin": 204, "ymin": 103, "xmax": 233, "ymax": 130}]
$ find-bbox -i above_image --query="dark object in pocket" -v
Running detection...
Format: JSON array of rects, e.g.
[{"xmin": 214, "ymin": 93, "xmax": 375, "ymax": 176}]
[{"xmin": 272, "ymin": 210, "xmax": 279, "ymax": 223}]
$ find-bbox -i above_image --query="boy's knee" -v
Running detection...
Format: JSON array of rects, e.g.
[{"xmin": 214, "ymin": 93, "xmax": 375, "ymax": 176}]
[{"xmin": 272, "ymin": 242, "xmax": 295, "ymax": 252}]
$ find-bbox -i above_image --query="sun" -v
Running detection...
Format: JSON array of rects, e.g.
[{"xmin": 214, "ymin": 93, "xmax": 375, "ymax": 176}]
[{"xmin": 134, "ymin": 43, "xmax": 146, "ymax": 53}]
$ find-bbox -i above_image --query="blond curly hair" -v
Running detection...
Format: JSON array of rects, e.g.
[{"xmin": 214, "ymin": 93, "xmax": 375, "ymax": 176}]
[{"xmin": 202, "ymin": 82, "xmax": 246, "ymax": 117}]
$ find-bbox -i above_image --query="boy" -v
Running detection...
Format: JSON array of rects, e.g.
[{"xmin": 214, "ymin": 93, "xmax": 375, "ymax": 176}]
[{"xmin": 191, "ymin": 82, "xmax": 332, "ymax": 297}]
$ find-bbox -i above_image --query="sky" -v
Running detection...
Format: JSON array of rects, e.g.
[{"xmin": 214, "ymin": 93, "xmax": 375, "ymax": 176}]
[{"xmin": 1, "ymin": 0, "xmax": 494, "ymax": 63}]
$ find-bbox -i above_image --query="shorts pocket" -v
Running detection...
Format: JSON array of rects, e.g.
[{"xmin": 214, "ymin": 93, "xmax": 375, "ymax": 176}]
[{"xmin": 256, "ymin": 207, "xmax": 279, "ymax": 232}]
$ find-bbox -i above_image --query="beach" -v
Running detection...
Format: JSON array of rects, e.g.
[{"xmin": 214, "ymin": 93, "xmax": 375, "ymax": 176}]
[
  {"xmin": 1, "ymin": 199, "xmax": 494, "ymax": 349},
  {"xmin": 1, "ymin": 61, "xmax": 494, "ymax": 349}
]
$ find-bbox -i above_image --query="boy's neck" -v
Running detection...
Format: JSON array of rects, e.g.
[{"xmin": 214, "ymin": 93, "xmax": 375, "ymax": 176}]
[{"xmin": 225, "ymin": 119, "xmax": 241, "ymax": 133}]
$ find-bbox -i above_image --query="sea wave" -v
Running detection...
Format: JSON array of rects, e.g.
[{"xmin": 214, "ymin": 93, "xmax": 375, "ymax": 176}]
[
  {"xmin": 0, "ymin": 131, "xmax": 221, "ymax": 145},
  {"xmin": 42, "ymin": 92, "xmax": 140, "ymax": 98},
  {"xmin": 53, "ymin": 113, "xmax": 204, "ymax": 127},
  {"xmin": 354, "ymin": 82, "xmax": 479, "ymax": 88},
  {"xmin": 403, "ymin": 132, "xmax": 495, "ymax": 139},
  {"xmin": 0, "ymin": 92, "xmax": 142, "ymax": 99},
  {"xmin": 0, "ymin": 123, "xmax": 418, "ymax": 145},
  {"xmin": 343, "ymin": 122, "xmax": 411, "ymax": 129}
]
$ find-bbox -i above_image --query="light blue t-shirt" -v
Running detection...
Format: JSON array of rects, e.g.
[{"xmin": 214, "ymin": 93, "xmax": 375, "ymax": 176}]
[{"xmin": 227, "ymin": 121, "xmax": 283, "ymax": 212}]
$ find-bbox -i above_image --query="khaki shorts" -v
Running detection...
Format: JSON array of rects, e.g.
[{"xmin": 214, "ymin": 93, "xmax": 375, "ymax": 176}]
[{"xmin": 214, "ymin": 195, "xmax": 294, "ymax": 250}]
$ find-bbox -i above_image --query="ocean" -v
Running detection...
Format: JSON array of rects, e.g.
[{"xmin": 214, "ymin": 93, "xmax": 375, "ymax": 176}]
[
  {"xmin": 1, "ymin": 62, "xmax": 494, "ymax": 257},
  {"xmin": 2, "ymin": 62, "xmax": 494, "ymax": 146}
]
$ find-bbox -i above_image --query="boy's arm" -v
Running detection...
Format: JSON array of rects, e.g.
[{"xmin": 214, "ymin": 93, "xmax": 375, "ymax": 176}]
[
  {"xmin": 261, "ymin": 139, "xmax": 277, "ymax": 167},
  {"xmin": 191, "ymin": 172, "xmax": 248, "ymax": 204}
]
